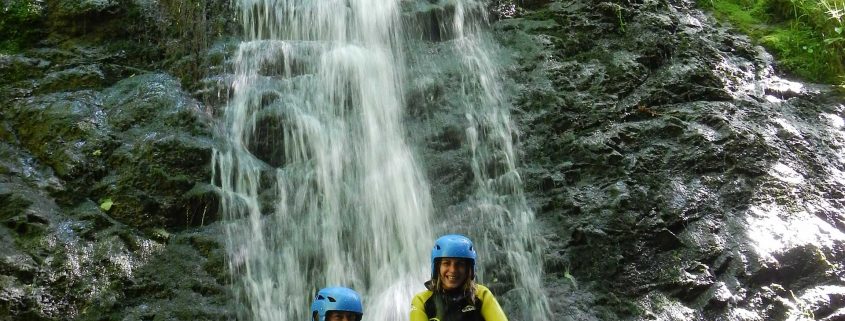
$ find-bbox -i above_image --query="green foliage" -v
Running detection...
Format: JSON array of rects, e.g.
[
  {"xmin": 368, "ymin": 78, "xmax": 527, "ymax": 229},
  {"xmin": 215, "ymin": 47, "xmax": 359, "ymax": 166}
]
[
  {"xmin": 563, "ymin": 267, "xmax": 579, "ymax": 289},
  {"xmin": 699, "ymin": 0, "xmax": 845, "ymax": 84},
  {"xmin": 704, "ymin": 0, "xmax": 760, "ymax": 30},
  {"xmin": 99, "ymin": 197, "xmax": 114, "ymax": 211},
  {"xmin": 615, "ymin": 4, "xmax": 627, "ymax": 33},
  {"xmin": 0, "ymin": 0, "xmax": 45, "ymax": 53},
  {"xmin": 760, "ymin": 26, "xmax": 838, "ymax": 79}
]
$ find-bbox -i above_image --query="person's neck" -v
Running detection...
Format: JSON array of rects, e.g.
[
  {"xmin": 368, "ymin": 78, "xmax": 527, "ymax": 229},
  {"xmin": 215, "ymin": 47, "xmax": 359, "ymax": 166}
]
[{"xmin": 439, "ymin": 286, "xmax": 468, "ymax": 300}]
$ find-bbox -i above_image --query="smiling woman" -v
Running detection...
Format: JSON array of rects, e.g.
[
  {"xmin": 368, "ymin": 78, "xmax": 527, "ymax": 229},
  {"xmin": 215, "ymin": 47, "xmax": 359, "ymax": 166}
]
[{"xmin": 410, "ymin": 235, "xmax": 508, "ymax": 321}]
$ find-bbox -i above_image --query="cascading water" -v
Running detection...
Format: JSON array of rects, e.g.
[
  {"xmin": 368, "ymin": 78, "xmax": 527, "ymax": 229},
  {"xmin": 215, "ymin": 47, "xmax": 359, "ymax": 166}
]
[
  {"xmin": 212, "ymin": 0, "xmax": 433, "ymax": 320},
  {"xmin": 404, "ymin": 0, "xmax": 552, "ymax": 319},
  {"xmin": 453, "ymin": 3, "xmax": 551, "ymax": 320},
  {"xmin": 213, "ymin": 0, "xmax": 549, "ymax": 319}
]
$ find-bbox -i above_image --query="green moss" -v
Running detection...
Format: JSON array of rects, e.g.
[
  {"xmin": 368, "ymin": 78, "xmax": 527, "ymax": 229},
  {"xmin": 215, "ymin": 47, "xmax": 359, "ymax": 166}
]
[
  {"xmin": 704, "ymin": 0, "xmax": 762, "ymax": 32},
  {"xmin": 0, "ymin": 0, "xmax": 45, "ymax": 53},
  {"xmin": 761, "ymin": 26, "xmax": 837, "ymax": 80},
  {"xmin": 699, "ymin": 0, "xmax": 845, "ymax": 84},
  {"xmin": 0, "ymin": 193, "xmax": 32, "ymax": 220}
]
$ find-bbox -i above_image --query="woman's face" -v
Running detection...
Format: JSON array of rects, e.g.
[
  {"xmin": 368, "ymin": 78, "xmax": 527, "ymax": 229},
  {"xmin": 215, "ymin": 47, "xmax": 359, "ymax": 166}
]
[{"xmin": 438, "ymin": 257, "xmax": 469, "ymax": 290}]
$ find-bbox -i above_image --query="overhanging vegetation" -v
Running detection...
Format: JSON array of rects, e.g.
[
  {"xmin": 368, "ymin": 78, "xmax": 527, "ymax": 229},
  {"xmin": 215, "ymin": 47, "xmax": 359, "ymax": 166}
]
[{"xmin": 699, "ymin": 0, "xmax": 845, "ymax": 85}]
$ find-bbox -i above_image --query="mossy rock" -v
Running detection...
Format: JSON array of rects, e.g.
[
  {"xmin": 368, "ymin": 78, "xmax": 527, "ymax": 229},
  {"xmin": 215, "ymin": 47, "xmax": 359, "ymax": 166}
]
[
  {"xmin": 0, "ymin": 0, "xmax": 47, "ymax": 53},
  {"xmin": 80, "ymin": 229, "xmax": 232, "ymax": 321},
  {"xmin": 0, "ymin": 55, "xmax": 51, "ymax": 85},
  {"xmin": 89, "ymin": 74, "xmax": 218, "ymax": 230},
  {"xmin": 35, "ymin": 64, "xmax": 107, "ymax": 93},
  {"xmin": 48, "ymin": 0, "xmax": 120, "ymax": 18},
  {"xmin": 9, "ymin": 90, "xmax": 111, "ymax": 179}
]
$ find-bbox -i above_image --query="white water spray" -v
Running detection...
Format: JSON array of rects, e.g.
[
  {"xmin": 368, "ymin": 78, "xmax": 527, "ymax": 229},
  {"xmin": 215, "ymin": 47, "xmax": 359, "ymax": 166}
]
[
  {"xmin": 213, "ymin": 0, "xmax": 433, "ymax": 320},
  {"xmin": 449, "ymin": 1, "xmax": 552, "ymax": 320},
  {"xmin": 214, "ymin": 0, "xmax": 550, "ymax": 319}
]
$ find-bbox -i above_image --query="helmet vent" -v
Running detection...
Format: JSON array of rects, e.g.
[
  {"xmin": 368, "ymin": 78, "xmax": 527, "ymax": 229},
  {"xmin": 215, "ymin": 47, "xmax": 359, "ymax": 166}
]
[
  {"xmin": 435, "ymin": 245, "xmax": 441, "ymax": 250},
  {"xmin": 317, "ymin": 295, "xmax": 324, "ymax": 300},
  {"xmin": 327, "ymin": 296, "xmax": 337, "ymax": 302}
]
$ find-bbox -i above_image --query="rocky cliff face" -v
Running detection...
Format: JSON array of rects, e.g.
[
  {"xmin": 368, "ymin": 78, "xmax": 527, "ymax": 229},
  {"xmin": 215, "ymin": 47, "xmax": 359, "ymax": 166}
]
[
  {"xmin": 1, "ymin": 1, "xmax": 234, "ymax": 320},
  {"xmin": 407, "ymin": 0, "xmax": 845, "ymax": 319},
  {"xmin": 494, "ymin": 0, "xmax": 845, "ymax": 319},
  {"xmin": 1, "ymin": 0, "xmax": 843, "ymax": 320}
]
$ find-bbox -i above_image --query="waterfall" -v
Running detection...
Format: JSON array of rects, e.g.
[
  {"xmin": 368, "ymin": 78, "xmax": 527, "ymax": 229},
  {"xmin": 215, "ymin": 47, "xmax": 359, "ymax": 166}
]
[
  {"xmin": 213, "ymin": 0, "xmax": 550, "ymax": 319},
  {"xmin": 212, "ymin": 0, "xmax": 433, "ymax": 320},
  {"xmin": 420, "ymin": 0, "xmax": 553, "ymax": 319},
  {"xmin": 459, "ymin": 39, "xmax": 553, "ymax": 319}
]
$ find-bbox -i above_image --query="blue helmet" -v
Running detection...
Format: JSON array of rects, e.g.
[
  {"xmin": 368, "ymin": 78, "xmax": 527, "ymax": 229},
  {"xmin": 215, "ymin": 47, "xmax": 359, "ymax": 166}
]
[
  {"xmin": 430, "ymin": 234, "xmax": 477, "ymax": 279},
  {"xmin": 310, "ymin": 287, "xmax": 363, "ymax": 321}
]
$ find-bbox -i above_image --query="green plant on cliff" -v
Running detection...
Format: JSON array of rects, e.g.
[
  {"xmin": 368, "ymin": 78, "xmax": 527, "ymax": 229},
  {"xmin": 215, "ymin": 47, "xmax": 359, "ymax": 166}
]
[
  {"xmin": 699, "ymin": 0, "xmax": 845, "ymax": 85},
  {"xmin": 99, "ymin": 197, "xmax": 114, "ymax": 211},
  {"xmin": 0, "ymin": 0, "xmax": 45, "ymax": 53}
]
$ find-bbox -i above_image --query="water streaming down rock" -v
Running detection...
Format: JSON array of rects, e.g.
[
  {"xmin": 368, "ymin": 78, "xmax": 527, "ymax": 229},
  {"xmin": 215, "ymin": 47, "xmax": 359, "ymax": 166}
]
[
  {"xmin": 448, "ymin": 1, "xmax": 552, "ymax": 320},
  {"xmin": 401, "ymin": 0, "xmax": 551, "ymax": 318},
  {"xmin": 212, "ymin": 0, "xmax": 433, "ymax": 320}
]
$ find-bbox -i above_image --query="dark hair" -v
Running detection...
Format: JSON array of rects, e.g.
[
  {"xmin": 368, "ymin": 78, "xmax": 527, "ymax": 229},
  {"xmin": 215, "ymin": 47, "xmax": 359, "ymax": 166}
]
[{"xmin": 323, "ymin": 311, "xmax": 360, "ymax": 321}]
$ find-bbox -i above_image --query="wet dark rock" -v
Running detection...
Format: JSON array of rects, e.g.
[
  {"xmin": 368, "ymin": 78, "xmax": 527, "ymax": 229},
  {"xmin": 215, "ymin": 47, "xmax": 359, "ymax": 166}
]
[
  {"xmin": 3, "ymin": 73, "xmax": 217, "ymax": 233},
  {"xmin": 702, "ymin": 281, "xmax": 733, "ymax": 310},
  {"xmin": 749, "ymin": 244, "xmax": 838, "ymax": 290},
  {"xmin": 0, "ymin": 0, "xmax": 236, "ymax": 320},
  {"xmin": 101, "ymin": 131, "xmax": 217, "ymax": 229},
  {"xmin": 0, "ymin": 190, "xmax": 230, "ymax": 321},
  {"xmin": 670, "ymin": 261, "xmax": 716, "ymax": 303},
  {"xmin": 1, "ymin": 0, "xmax": 844, "ymax": 319},
  {"xmin": 802, "ymin": 286, "xmax": 845, "ymax": 320},
  {"xmin": 49, "ymin": 0, "xmax": 121, "ymax": 18},
  {"xmin": 91, "ymin": 227, "xmax": 232, "ymax": 321},
  {"xmin": 823, "ymin": 311, "xmax": 845, "ymax": 321},
  {"xmin": 402, "ymin": 1, "xmax": 460, "ymax": 42},
  {"xmin": 246, "ymin": 112, "xmax": 290, "ymax": 168},
  {"xmin": 91, "ymin": 74, "xmax": 217, "ymax": 230},
  {"xmin": 35, "ymin": 64, "xmax": 107, "ymax": 94},
  {"xmin": 102, "ymin": 74, "xmax": 206, "ymax": 132},
  {"xmin": 484, "ymin": 0, "xmax": 845, "ymax": 319},
  {"xmin": 0, "ymin": 254, "xmax": 38, "ymax": 284},
  {"xmin": 0, "ymin": 55, "xmax": 51, "ymax": 85},
  {"xmin": 7, "ymin": 90, "xmax": 109, "ymax": 180}
]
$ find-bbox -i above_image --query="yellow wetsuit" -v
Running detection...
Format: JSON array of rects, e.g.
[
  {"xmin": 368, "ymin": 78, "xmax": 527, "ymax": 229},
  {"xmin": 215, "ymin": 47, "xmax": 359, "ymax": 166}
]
[{"xmin": 410, "ymin": 283, "xmax": 508, "ymax": 321}]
